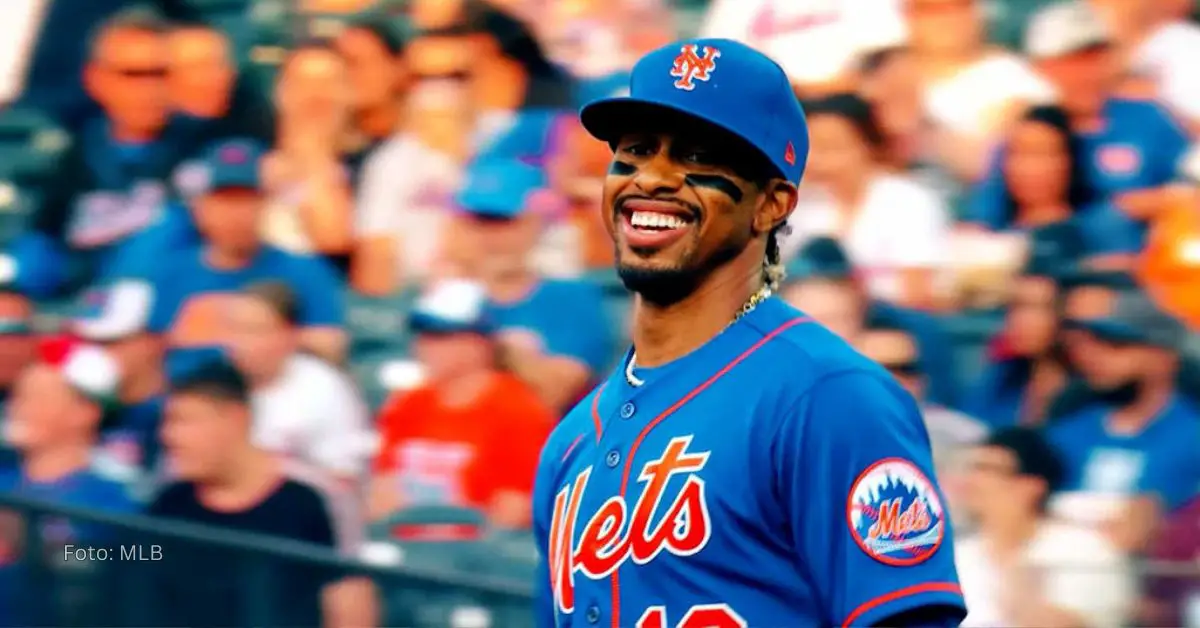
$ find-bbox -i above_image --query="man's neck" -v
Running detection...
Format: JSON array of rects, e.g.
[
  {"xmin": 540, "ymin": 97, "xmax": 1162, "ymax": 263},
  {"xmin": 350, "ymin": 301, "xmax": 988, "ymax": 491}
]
[
  {"xmin": 251, "ymin": 357, "xmax": 292, "ymax": 390},
  {"xmin": 122, "ymin": 370, "xmax": 164, "ymax": 404},
  {"xmin": 197, "ymin": 446, "xmax": 279, "ymax": 511},
  {"xmin": 356, "ymin": 104, "xmax": 400, "ymax": 140},
  {"xmin": 475, "ymin": 60, "xmax": 527, "ymax": 112},
  {"xmin": 1017, "ymin": 203, "xmax": 1073, "ymax": 228},
  {"xmin": 205, "ymin": 245, "xmax": 256, "ymax": 270},
  {"xmin": 632, "ymin": 252, "xmax": 764, "ymax": 368},
  {"xmin": 1111, "ymin": 380, "xmax": 1173, "ymax": 432},
  {"xmin": 23, "ymin": 445, "xmax": 92, "ymax": 483},
  {"xmin": 486, "ymin": 270, "xmax": 537, "ymax": 305},
  {"xmin": 437, "ymin": 369, "xmax": 495, "ymax": 409},
  {"xmin": 1069, "ymin": 108, "xmax": 1106, "ymax": 134},
  {"xmin": 981, "ymin": 514, "xmax": 1040, "ymax": 559}
]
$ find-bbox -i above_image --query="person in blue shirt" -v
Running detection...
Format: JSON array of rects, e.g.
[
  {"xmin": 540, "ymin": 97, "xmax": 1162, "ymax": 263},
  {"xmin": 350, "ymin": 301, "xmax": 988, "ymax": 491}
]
[
  {"xmin": 455, "ymin": 158, "xmax": 612, "ymax": 416},
  {"xmin": 134, "ymin": 139, "xmax": 346, "ymax": 379},
  {"xmin": 1047, "ymin": 288, "xmax": 1200, "ymax": 552},
  {"xmin": 964, "ymin": 104, "xmax": 1149, "ymax": 263},
  {"xmin": 970, "ymin": 1, "xmax": 1190, "ymax": 244},
  {"xmin": 0, "ymin": 339, "xmax": 139, "ymax": 626},
  {"xmin": 70, "ymin": 280, "xmax": 168, "ymax": 487},
  {"xmin": 779, "ymin": 237, "xmax": 961, "ymax": 408},
  {"xmin": 5, "ymin": 9, "xmax": 206, "ymax": 300}
]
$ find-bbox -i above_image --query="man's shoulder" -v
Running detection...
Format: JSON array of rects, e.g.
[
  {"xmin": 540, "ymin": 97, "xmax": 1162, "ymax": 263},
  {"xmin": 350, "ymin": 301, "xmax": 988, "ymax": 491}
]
[
  {"xmin": 1108, "ymin": 97, "xmax": 1178, "ymax": 126},
  {"xmin": 535, "ymin": 277, "xmax": 606, "ymax": 303},
  {"xmin": 745, "ymin": 298, "xmax": 885, "ymax": 386},
  {"xmin": 148, "ymin": 480, "xmax": 197, "ymax": 513}
]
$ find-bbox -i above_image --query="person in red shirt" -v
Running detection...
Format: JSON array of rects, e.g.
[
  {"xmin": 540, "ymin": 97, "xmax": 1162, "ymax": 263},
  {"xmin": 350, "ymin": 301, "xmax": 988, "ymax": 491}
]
[{"xmin": 370, "ymin": 279, "xmax": 554, "ymax": 528}]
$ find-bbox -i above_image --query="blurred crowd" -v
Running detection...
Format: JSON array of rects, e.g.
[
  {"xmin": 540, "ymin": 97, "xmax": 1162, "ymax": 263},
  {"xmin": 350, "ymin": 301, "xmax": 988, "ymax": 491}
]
[{"xmin": 0, "ymin": 0, "xmax": 1199, "ymax": 625}]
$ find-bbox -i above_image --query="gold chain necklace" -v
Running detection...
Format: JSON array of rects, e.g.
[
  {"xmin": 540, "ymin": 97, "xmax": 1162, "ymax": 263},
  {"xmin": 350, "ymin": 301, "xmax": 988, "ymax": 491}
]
[{"xmin": 625, "ymin": 285, "xmax": 773, "ymax": 387}]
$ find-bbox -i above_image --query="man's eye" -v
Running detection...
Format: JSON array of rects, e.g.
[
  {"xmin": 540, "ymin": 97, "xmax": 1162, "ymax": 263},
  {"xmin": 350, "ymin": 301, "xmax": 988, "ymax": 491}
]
[
  {"xmin": 621, "ymin": 143, "xmax": 654, "ymax": 157},
  {"xmin": 682, "ymin": 149, "xmax": 714, "ymax": 164}
]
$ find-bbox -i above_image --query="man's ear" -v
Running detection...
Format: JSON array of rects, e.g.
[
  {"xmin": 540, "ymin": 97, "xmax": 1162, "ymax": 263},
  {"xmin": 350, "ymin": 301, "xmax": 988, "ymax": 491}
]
[
  {"xmin": 754, "ymin": 179, "xmax": 798, "ymax": 235},
  {"xmin": 82, "ymin": 63, "xmax": 104, "ymax": 104}
]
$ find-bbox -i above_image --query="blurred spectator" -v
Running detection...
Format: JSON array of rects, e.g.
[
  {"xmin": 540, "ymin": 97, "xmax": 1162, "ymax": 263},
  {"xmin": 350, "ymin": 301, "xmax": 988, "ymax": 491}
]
[
  {"xmin": 965, "ymin": 266, "xmax": 1070, "ymax": 428},
  {"xmin": 910, "ymin": 0, "xmax": 1055, "ymax": 181},
  {"xmin": 0, "ymin": 291, "xmax": 35, "ymax": 409},
  {"xmin": 780, "ymin": 237, "xmax": 960, "ymax": 406},
  {"xmin": 966, "ymin": 105, "xmax": 1146, "ymax": 267},
  {"xmin": 1139, "ymin": 179, "xmax": 1200, "ymax": 330},
  {"xmin": 1100, "ymin": 0, "xmax": 1200, "ymax": 127},
  {"xmin": 452, "ymin": 159, "xmax": 611, "ymax": 413},
  {"xmin": 0, "ymin": 338, "xmax": 138, "ymax": 626},
  {"xmin": 148, "ymin": 359, "xmax": 376, "ymax": 626},
  {"xmin": 260, "ymin": 41, "xmax": 356, "ymax": 271},
  {"xmin": 168, "ymin": 20, "xmax": 274, "ymax": 145},
  {"xmin": 782, "ymin": 93, "xmax": 950, "ymax": 309},
  {"xmin": 147, "ymin": 138, "xmax": 346, "ymax": 377},
  {"xmin": 370, "ymin": 280, "xmax": 553, "ymax": 528},
  {"xmin": 973, "ymin": 1, "xmax": 1191, "ymax": 230},
  {"xmin": 956, "ymin": 427, "xmax": 1133, "ymax": 627},
  {"xmin": 1049, "ymin": 288, "xmax": 1200, "ymax": 551},
  {"xmin": 700, "ymin": 0, "xmax": 902, "ymax": 91},
  {"xmin": 354, "ymin": 78, "xmax": 471, "ymax": 294},
  {"xmin": 9, "ymin": 8, "xmax": 196, "ymax": 298},
  {"xmin": 71, "ymin": 280, "xmax": 166, "ymax": 485},
  {"xmin": 335, "ymin": 17, "xmax": 409, "ymax": 185},
  {"xmin": 226, "ymin": 281, "xmax": 372, "ymax": 482},
  {"xmin": 856, "ymin": 322, "xmax": 985, "ymax": 479},
  {"xmin": 856, "ymin": 46, "xmax": 925, "ymax": 171}
]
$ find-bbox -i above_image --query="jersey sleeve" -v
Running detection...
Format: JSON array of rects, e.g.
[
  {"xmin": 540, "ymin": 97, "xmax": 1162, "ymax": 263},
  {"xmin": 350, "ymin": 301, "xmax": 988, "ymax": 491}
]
[{"xmin": 774, "ymin": 370, "xmax": 966, "ymax": 627}]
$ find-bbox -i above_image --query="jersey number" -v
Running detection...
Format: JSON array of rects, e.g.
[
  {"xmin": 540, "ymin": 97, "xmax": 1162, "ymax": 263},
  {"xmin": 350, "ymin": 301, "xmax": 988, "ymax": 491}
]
[{"xmin": 635, "ymin": 604, "xmax": 747, "ymax": 628}]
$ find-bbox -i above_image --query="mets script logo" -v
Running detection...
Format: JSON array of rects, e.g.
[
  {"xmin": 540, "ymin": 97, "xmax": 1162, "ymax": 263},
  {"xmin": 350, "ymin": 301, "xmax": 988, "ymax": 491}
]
[
  {"xmin": 549, "ymin": 436, "xmax": 712, "ymax": 613},
  {"xmin": 846, "ymin": 458, "xmax": 944, "ymax": 566},
  {"xmin": 670, "ymin": 44, "xmax": 721, "ymax": 91}
]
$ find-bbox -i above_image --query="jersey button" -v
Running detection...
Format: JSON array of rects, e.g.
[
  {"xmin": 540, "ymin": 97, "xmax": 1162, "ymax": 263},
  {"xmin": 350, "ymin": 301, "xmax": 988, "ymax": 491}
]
[
  {"xmin": 586, "ymin": 605, "xmax": 601, "ymax": 624},
  {"xmin": 605, "ymin": 450, "xmax": 621, "ymax": 468},
  {"xmin": 620, "ymin": 402, "xmax": 636, "ymax": 419}
]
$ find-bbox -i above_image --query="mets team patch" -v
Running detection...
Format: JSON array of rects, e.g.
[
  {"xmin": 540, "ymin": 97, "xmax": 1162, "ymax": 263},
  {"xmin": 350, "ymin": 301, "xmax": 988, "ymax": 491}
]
[{"xmin": 846, "ymin": 458, "xmax": 945, "ymax": 566}]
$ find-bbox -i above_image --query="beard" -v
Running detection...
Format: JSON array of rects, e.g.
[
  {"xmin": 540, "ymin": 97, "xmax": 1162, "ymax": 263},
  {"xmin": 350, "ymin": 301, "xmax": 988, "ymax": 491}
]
[{"xmin": 615, "ymin": 238, "xmax": 744, "ymax": 307}]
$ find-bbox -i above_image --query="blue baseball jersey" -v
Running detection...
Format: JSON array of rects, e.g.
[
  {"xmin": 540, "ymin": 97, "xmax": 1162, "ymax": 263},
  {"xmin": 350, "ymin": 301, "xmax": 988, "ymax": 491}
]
[{"xmin": 532, "ymin": 297, "xmax": 965, "ymax": 628}]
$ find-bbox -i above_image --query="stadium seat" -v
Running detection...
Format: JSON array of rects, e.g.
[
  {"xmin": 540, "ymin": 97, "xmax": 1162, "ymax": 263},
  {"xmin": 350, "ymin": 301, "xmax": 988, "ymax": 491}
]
[
  {"xmin": 346, "ymin": 347, "xmax": 410, "ymax": 410},
  {"xmin": 345, "ymin": 288, "xmax": 416, "ymax": 354},
  {"xmin": 0, "ymin": 183, "xmax": 40, "ymax": 246},
  {"xmin": 480, "ymin": 529, "xmax": 538, "ymax": 585},
  {"xmin": 0, "ymin": 108, "xmax": 71, "ymax": 185}
]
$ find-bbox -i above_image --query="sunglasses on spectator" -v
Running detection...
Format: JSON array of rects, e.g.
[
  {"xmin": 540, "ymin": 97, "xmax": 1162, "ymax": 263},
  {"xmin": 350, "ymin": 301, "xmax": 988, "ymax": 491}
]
[
  {"xmin": 105, "ymin": 65, "xmax": 170, "ymax": 79},
  {"xmin": 881, "ymin": 361, "xmax": 921, "ymax": 377}
]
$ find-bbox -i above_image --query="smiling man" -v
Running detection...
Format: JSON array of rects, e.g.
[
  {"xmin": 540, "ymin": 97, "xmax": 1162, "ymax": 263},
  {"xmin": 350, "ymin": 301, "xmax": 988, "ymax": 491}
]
[{"xmin": 531, "ymin": 39, "xmax": 967, "ymax": 628}]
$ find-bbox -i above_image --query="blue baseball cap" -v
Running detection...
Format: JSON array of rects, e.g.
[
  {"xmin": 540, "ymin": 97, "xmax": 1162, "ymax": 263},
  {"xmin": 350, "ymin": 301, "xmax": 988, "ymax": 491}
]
[
  {"xmin": 1064, "ymin": 289, "xmax": 1187, "ymax": 350},
  {"xmin": 456, "ymin": 158, "xmax": 546, "ymax": 220},
  {"xmin": 580, "ymin": 38, "xmax": 809, "ymax": 184},
  {"xmin": 175, "ymin": 138, "xmax": 267, "ymax": 197}
]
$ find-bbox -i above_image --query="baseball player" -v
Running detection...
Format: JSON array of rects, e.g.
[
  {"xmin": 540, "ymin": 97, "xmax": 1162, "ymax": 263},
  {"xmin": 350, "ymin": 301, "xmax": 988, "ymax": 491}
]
[{"xmin": 532, "ymin": 39, "xmax": 967, "ymax": 628}]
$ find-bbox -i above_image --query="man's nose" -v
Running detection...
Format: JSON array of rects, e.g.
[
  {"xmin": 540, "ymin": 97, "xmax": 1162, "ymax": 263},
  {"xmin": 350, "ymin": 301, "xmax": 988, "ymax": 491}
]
[{"xmin": 632, "ymin": 151, "xmax": 686, "ymax": 196}]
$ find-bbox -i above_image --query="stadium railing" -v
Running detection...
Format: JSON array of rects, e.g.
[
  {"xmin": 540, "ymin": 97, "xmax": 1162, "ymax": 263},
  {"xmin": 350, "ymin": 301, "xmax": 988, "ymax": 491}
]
[{"xmin": 0, "ymin": 492, "xmax": 535, "ymax": 628}]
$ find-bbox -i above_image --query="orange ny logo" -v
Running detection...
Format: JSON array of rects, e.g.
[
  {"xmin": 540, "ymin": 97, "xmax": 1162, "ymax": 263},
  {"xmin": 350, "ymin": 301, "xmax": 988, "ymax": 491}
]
[{"xmin": 670, "ymin": 44, "xmax": 721, "ymax": 91}]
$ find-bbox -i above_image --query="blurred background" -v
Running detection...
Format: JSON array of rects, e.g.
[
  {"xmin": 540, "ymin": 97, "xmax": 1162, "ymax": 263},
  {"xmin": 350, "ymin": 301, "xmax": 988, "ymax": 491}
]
[{"xmin": 0, "ymin": 0, "xmax": 1200, "ymax": 625}]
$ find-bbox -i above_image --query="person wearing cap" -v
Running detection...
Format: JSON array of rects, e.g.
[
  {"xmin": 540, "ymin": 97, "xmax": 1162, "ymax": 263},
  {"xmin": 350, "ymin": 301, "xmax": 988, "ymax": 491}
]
[
  {"xmin": 780, "ymin": 236, "xmax": 960, "ymax": 408},
  {"xmin": 0, "ymin": 338, "xmax": 139, "ymax": 626},
  {"xmin": 955, "ymin": 427, "xmax": 1133, "ymax": 627},
  {"xmin": 1047, "ymin": 288, "xmax": 1200, "ymax": 552},
  {"xmin": 451, "ymin": 157, "xmax": 612, "ymax": 415},
  {"xmin": 972, "ymin": 1, "xmax": 1191, "ymax": 233},
  {"xmin": 370, "ymin": 279, "xmax": 554, "ymax": 528},
  {"xmin": 533, "ymin": 39, "xmax": 965, "ymax": 628},
  {"xmin": 146, "ymin": 359, "xmax": 377, "ymax": 627},
  {"xmin": 147, "ymin": 137, "xmax": 346, "ymax": 378},
  {"xmin": 70, "ymin": 280, "xmax": 167, "ymax": 486}
]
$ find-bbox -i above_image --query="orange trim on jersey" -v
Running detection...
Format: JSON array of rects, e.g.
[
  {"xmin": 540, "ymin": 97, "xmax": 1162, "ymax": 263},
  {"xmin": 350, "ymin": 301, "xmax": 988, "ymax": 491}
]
[
  {"xmin": 562, "ymin": 434, "xmax": 585, "ymax": 463},
  {"xmin": 609, "ymin": 316, "xmax": 812, "ymax": 628},
  {"xmin": 591, "ymin": 383, "xmax": 608, "ymax": 443},
  {"xmin": 841, "ymin": 582, "xmax": 963, "ymax": 627}
]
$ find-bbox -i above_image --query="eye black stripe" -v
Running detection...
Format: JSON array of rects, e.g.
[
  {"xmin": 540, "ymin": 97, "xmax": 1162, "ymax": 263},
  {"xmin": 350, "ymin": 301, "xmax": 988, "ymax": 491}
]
[
  {"xmin": 685, "ymin": 174, "xmax": 743, "ymax": 202},
  {"xmin": 608, "ymin": 161, "xmax": 636, "ymax": 175}
]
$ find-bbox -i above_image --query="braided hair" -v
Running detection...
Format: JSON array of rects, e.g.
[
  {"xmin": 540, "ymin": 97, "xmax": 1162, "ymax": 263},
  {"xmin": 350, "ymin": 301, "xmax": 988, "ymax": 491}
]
[{"xmin": 763, "ymin": 222, "xmax": 791, "ymax": 292}]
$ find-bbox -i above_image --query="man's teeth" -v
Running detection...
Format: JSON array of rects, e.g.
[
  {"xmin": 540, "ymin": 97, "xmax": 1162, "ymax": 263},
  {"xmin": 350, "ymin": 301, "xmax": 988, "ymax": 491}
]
[{"xmin": 630, "ymin": 211, "xmax": 688, "ymax": 229}]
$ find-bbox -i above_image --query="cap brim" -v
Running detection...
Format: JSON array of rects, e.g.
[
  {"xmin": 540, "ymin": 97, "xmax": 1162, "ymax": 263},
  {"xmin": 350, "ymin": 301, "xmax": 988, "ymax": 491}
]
[
  {"xmin": 408, "ymin": 312, "xmax": 492, "ymax": 336},
  {"xmin": 581, "ymin": 96, "xmax": 783, "ymax": 177},
  {"xmin": 1063, "ymin": 318, "xmax": 1145, "ymax": 345}
]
